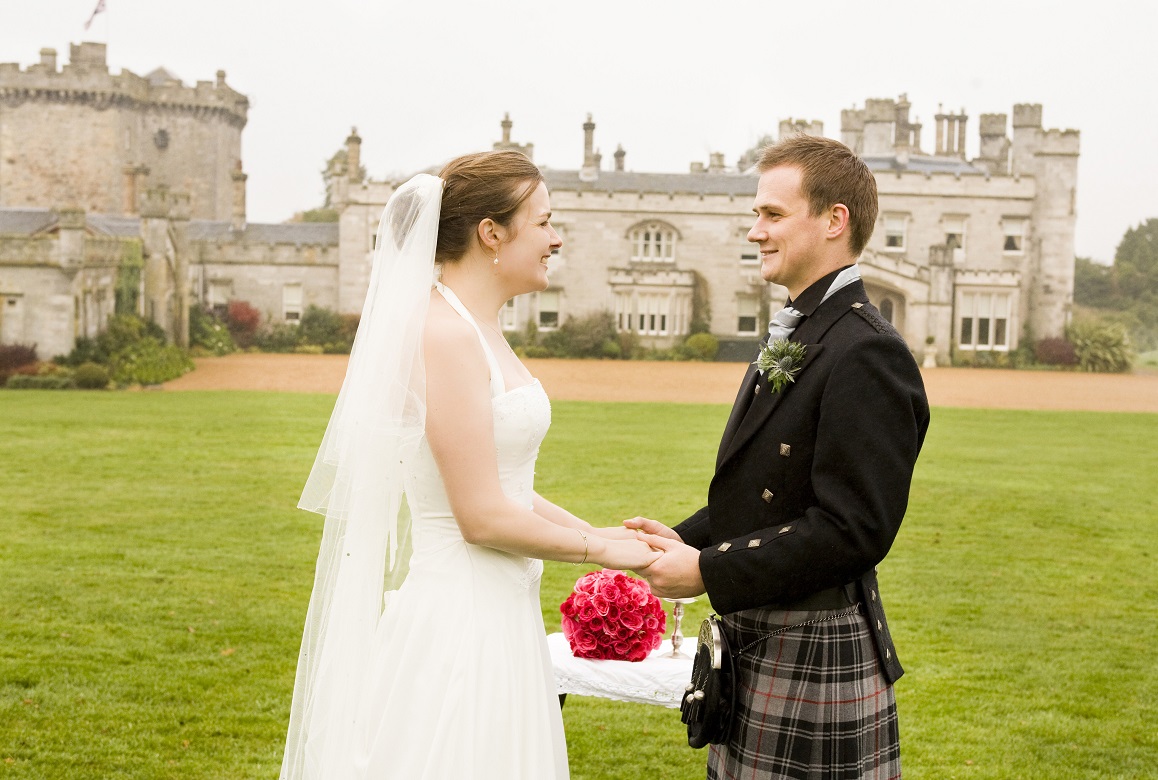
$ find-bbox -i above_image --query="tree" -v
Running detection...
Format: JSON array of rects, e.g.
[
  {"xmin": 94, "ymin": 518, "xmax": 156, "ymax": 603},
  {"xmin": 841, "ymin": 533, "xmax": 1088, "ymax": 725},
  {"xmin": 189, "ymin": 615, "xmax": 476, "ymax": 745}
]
[
  {"xmin": 1073, "ymin": 257, "xmax": 1116, "ymax": 308},
  {"xmin": 1114, "ymin": 218, "xmax": 1158, "ymax": 300}
]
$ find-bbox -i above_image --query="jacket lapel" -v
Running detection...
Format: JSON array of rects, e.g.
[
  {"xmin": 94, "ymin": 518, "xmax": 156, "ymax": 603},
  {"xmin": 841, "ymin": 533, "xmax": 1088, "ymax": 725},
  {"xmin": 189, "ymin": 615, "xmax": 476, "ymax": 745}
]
[
  {"xmin": 714, "ymin": 279, "xmax": 870, "ymax": 472},
  {"xmin": 716, "ymin": 361, "xmax": 761, "ymax": 470},
  {"xmin": 718, "ymin": 343, "xmax": 824, "ymax": 467}
]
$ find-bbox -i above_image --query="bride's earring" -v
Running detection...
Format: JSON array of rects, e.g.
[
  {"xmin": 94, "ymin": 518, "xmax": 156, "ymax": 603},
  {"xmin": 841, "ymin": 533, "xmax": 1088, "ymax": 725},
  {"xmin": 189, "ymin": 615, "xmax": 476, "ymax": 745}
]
[{"xmin": 493, "ymin": 254, "xmax": 500, "ymax": 265}]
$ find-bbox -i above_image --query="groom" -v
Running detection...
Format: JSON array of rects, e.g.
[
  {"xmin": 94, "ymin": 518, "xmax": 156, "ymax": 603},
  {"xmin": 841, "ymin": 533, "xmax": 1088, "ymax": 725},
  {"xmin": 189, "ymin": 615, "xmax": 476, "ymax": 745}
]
[{"xmin": 632, "ymin": 135, "xmax": 930, "ymax": 778}]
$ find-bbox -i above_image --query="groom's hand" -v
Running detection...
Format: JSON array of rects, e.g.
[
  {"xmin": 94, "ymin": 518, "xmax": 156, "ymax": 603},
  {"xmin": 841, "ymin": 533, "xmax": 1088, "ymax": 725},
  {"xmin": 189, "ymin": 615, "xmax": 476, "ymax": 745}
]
[
  {"xmin": 635, "ymin": 533, "xmax": 705, "ymax": 599},
  {"xmin": 623, "ymin": 516, "xmax": 682, "ymax": 543}
]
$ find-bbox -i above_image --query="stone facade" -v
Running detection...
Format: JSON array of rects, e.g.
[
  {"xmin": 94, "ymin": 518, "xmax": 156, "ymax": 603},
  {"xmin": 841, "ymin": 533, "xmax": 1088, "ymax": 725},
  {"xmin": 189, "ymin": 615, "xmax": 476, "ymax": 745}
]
[
  {"xmin": 0, "ymin": 42, "xmax": 1079, "ymax": 366},
  {"xmin": 335, "ymin": 104, "xmax": 1079, "ymax": 364},
  {"xmin": 0, "ymin": 42, "xmax": 247, "ymax": 220},
  {"xmin": 0, "ymin": 44, "xmax": 334, "ymax": 358}
]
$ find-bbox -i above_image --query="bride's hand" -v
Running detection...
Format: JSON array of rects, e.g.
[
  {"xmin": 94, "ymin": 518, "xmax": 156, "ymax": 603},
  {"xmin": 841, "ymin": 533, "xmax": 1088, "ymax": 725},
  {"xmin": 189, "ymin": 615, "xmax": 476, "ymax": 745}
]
[
  {"xmin": 595, "ymin": 537, "xmax": 663, "ymax": 573},
  {"xmin": 589, "ymin": 525, "xmax": 639, "ymax": 541}
]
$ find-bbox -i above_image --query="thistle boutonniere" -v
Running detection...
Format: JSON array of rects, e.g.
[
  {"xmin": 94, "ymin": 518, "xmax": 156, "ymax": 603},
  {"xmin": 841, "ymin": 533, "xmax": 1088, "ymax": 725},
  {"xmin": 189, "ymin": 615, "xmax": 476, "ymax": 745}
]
[{"xmin": 754, "ymin": 339, "xmax": 806, "ymax": 394}]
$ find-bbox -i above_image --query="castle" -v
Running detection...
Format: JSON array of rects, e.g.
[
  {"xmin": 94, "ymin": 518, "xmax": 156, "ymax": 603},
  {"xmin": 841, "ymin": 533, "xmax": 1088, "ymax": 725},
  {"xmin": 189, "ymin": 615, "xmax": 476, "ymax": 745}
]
[{"xmin": 0, "ymin": 43, "xmax": 1079, "ymax": 364}]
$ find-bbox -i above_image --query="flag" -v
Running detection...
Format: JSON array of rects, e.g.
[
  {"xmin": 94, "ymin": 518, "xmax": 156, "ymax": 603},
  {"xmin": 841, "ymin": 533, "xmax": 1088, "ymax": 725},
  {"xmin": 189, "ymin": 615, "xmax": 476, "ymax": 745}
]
[{"xmin": 84, "ymin": 0, "xmax": 106, "ymax": 30}]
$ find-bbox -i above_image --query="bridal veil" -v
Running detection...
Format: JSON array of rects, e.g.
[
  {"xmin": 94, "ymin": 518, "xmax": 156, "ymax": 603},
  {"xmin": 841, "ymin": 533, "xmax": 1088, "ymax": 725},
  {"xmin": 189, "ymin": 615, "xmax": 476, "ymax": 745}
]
[{"xmin": 282, "ymin": 174, "xmax": 443, "ymax": 780}]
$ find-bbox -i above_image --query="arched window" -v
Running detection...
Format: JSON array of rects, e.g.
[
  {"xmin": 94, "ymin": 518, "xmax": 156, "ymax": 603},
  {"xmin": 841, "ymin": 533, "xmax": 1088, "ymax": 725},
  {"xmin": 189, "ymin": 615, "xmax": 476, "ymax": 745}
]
[
  {"xmin": 880, "ymin": 298, "xmax": 894, "ymax": 324},
  {"xmin": 629, "ymin": 222, "xmax": 677, "ymax": 263}
]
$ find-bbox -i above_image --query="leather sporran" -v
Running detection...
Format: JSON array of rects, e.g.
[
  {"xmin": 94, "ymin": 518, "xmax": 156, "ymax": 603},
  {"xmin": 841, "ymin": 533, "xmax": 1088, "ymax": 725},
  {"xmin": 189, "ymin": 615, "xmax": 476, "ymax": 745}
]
[{"xmin": 680, "ymin": 615, "xmax": 735, "ymax": 749}]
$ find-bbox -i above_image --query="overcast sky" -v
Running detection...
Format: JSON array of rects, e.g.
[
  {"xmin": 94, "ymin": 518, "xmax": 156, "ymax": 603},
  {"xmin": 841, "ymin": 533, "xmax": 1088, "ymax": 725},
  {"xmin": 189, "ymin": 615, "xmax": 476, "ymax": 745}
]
[{"xmin": 3, "ymin": 0, "xmax": 1156, "ymax": 262}]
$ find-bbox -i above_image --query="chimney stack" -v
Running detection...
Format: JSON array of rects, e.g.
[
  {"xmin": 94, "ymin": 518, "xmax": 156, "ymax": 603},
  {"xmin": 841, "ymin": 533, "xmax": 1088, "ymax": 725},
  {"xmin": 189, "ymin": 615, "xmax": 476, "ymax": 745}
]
[
  {"xmin": 346, "ymin": 127, "xmax": 363, "ymax": 183},
  {"xmin": 579, "ymin": 114, "xmax": 598, "ymax": 181},
  {"xmin": 614, "ymin": 144, "xmax": 625, "ymax": 172}
]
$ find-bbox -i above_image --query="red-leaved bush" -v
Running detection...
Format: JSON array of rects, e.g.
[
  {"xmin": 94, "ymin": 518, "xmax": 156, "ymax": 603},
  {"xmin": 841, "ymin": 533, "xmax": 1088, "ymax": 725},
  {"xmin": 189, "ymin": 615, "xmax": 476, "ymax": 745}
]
[
  {"xmin": 0, "ymin": 343, "xmax": 38, "ymax": 384},
  {"xmin": 1035, "ymin": 337, "xmax": 1078, "ymax": 366},
  {"xmin": 560, "ymin": 569, "xmax": 666, "ymax": 662},
  {"xmin": 226, "ymin": 300, "xmax": 261, "ymax": 348}
]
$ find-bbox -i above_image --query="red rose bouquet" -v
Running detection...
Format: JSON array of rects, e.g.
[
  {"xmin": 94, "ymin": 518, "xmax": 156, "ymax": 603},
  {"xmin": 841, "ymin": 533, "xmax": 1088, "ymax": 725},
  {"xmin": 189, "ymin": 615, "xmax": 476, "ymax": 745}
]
[{"xmin": 560, "ymin": 569, "xmax": 666, "ymax": 662}]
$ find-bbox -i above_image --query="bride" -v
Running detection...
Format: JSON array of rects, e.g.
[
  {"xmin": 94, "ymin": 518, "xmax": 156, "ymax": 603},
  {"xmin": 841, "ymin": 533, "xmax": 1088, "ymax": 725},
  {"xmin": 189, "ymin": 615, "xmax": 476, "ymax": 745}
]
[{"xmin": 281, "ymin": 151, "xmax": 661, "ymax": 779}]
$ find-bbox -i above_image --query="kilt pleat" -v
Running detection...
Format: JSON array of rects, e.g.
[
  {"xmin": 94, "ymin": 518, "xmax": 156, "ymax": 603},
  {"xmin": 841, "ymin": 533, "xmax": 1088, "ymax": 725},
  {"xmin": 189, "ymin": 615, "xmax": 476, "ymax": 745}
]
[{"xmin": 706, "ymin": 605, "xmax": 900, "ymax": 780}]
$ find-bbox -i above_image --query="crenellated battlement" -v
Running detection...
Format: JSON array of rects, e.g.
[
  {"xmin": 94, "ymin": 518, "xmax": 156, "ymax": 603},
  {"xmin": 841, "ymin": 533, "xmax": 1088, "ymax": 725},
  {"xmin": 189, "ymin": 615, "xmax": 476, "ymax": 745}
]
[
  {"xmin": 0, "ymin": 43, "xmax": 248, "ymax": 127},
  {"xmin": 1039, "ymin": 128, "xmax": 1081, "ymax": 155}
]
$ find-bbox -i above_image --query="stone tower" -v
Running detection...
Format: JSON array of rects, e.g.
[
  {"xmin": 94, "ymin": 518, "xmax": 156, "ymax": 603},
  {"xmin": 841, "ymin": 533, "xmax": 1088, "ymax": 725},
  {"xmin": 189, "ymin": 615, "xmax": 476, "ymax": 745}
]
[
  {"xmin": 1011, "ymin": 104, "xmax": 1080, "ymax": 339},
  {"xmin": 0, "ymin": 42, "xmax": 248, "ymax": 220}
]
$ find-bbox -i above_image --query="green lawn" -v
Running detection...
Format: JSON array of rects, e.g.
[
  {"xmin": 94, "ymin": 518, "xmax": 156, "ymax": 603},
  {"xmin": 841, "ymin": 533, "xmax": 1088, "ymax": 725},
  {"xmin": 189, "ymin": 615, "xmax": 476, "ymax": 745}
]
[{"xmin": 1, "ymin": 392, "xmax": 1155, "ymax": 779}]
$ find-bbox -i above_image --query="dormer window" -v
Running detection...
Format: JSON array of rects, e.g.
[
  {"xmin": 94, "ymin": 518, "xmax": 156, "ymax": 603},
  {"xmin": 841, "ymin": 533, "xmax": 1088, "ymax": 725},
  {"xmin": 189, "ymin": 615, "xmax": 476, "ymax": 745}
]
[{"xmin": 630, "ymin": 222, "xmax": 677, "ymax": 263}]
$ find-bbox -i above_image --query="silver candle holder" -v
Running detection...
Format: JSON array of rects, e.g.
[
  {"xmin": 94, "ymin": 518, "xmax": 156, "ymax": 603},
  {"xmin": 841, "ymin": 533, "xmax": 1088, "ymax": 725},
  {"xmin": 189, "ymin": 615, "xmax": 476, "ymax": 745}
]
[{"xmin": 663, "ymin": 597, "xmax": 697, "ymax": 657}]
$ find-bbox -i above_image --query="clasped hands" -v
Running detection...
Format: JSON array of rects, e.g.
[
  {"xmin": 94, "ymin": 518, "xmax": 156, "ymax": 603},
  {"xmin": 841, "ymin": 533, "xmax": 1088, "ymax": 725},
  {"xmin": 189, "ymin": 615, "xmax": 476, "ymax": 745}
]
[{"xmin": 621, "ymin": 516, "xmax": 706, "ymax": 600}]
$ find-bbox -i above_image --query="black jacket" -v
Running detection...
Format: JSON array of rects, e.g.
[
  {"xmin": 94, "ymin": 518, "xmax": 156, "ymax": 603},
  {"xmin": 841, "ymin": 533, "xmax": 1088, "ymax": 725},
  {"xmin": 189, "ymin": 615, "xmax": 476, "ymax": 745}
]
[{"xmin": 674, "ymin": 276, "xmax": 929, "ymax": 683}]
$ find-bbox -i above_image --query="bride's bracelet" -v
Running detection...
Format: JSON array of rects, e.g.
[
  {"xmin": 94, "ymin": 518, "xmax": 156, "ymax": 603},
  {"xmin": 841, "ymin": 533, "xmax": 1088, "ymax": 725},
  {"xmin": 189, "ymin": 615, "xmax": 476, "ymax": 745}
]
[{"xmin": 573, "ymin": 528, "xmax": 589, "ymax": 565}]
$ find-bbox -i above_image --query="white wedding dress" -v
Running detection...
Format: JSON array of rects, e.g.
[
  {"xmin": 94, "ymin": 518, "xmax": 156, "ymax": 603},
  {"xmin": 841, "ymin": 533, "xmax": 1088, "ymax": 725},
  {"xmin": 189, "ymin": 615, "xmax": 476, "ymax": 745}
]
[{"xmin": 350, "ymin": 285, "xmax": 569, "ymax": 778}]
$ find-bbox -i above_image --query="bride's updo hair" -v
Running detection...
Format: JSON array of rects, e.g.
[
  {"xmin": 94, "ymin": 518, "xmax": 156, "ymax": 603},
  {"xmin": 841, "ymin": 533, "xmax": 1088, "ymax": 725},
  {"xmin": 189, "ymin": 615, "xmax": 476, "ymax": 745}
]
[{"xmin": 436, "ymin": 151, "xmax": 544, "ymax": 264}]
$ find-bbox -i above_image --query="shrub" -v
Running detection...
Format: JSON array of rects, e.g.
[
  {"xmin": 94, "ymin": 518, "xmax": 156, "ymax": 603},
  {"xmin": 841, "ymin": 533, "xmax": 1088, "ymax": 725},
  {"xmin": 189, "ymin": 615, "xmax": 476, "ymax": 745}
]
[
  {"xmin": 73, "ymin": 362, "xmax": 111, "ymax": 389},
  {"xmin": 298, "ymin": 305, "xmax": 346, "ymax": 349},
  {"xmin": 339, "ymin": 313, "xmax": 360, "ymax": 345},
  {"xmin": 254, "ymin": 322, "xmax": 301, "ymax": 353},
  {"xmin": 0, "ymin": 343, "xmax": 38, "ymax": 384},
  {"xmin": 1067, "ymin": 320, "xmax": 1133, "ymax": 373},
  {"xmin": 110, "ymin": 339, "xmax": 193, "ymax": 385},
  {"xmin": 683, "ymin": 333, "xmax": 720, "ymax": 361},
  {"xmin": 59, "ymin": 336, "xmax": 103, "ymax": 367},
  {"xmin": 59, "ymin": 314, "xmax": 167, "ymax": 367},
  {"xmin": 1034, "ymin": 337, "xmax": 1077, "ymax": 366},
  {"xmin": 189, "ymin": 305, "xmax": 237, "ymax": 356},
  {"xmin": 7, "ymin": 373, "xmax": 74, "ymax": 390},
  {"xmin": 617, "ymin": 330, "xmax": 640, "ymax": 361},
  {"xmin": 226, "ymin": 301, "xmax": 262, "ymax": 348},
  {"xmin": 524, "ymin": 345, "xmax": 552, "ymax": 359},
  {"xmin": 542, "ymin": 311, "xmax": 618, "ymax": 358}
]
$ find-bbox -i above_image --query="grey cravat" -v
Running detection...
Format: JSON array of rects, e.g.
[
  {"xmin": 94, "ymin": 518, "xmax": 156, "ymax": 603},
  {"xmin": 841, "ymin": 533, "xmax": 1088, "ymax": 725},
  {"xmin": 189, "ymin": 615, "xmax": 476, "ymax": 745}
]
[
  {"xmin": 765, "ymin": 265, "xmax": 862, "ymax": 343},
  {"xmin": 766, "ymin": 305, "xmax": 805, "ymax": 343}
]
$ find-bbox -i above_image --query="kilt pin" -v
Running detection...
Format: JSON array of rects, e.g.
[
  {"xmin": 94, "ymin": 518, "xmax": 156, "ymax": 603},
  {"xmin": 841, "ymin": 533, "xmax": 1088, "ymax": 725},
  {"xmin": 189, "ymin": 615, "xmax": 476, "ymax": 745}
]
[{"xmin": 674, "ymin": 272, "xmax": 930, "ymax": 780}]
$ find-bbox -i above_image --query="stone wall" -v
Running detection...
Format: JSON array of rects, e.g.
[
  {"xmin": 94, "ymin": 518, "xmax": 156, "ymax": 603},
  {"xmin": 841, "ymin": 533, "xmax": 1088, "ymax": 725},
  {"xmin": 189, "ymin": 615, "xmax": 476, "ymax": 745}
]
[{"xmin": 0, "ymin": 43, "xmax": 246, "ymax": 220}]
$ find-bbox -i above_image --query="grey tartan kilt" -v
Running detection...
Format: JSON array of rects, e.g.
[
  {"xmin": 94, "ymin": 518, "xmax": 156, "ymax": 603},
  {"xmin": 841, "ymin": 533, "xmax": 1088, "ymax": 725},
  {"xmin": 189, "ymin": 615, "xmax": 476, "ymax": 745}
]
[{"xmin": 706, "ymin": 603, "xmax": 901, "ymax": 780}]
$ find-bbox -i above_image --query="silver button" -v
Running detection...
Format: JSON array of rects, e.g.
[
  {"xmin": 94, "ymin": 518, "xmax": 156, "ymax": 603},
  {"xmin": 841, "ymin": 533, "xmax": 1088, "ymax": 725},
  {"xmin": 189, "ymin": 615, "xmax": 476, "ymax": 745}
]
[
  {"xmin": 747, "ymin": 539, "xmax": 761, "ymax": 548},
  {"xmin": 877, "ymin": 619, "xmax": 883, "ymax": 630},
  {"xmin": 886, "ymin": 647, "xmax": 891, "ymax": 659},
  {"xmin": 718, "ymin": 542, "xmax": 732, "ymax": 552},
  {"xmin": 871, "ymin": 590, "xmax": 877, "ymax": 602},
  {"xmin": 779, "ymin": 443, "xmax": 791, "ymax": 457},
  {"xmin": 761, "ymin": 489, "xmax": 774, "ymax": 503},
  {"xmin": 754, "ymin": 384, "xmax": 762, "ymax": 395},
  {"xmin": 852, "ymin": 302, "xmax": 864, "ymax": 309},
  {"xmin": 778, "ymin": 525, "xmax": 792, "ymax": 534}
]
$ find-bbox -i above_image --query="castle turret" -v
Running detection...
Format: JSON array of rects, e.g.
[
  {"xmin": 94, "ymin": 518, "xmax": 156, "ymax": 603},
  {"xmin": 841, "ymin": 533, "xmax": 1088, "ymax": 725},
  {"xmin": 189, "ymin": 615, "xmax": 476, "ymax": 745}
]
[
  {"xmin": 861, "ymin": 98, "xmax": 896, "ymax": 156},
  {"xmin": 779, "ymin": 118, "xmax": 824, "ymax": 140},
  {"xmin": 614, "ymin": 144, "xmax": 625, "ymax": 172},
  {"xmin": 1029, "ymin": 125, "xmax": 1080, "ymax": 339},
  {"xmin": 1010, "ymin": 103, "xmax": 1043, "ymax": 178},
  {"xmin": 840, "ymin": 107, "xmax": 865, "ymax": 155},
  {"xmin": 0, "ymin": 43, "xmax": 248, "ymax": 220},
  {"xmin": 975, "ymin": 113, "xmax": 1010, "ymax": 175}
]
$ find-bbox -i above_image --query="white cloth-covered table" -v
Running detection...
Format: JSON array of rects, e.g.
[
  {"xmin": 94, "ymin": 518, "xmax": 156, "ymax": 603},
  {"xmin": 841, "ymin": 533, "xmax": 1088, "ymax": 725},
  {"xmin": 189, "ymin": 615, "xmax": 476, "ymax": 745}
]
[{"xmin": 546, "ymin": 632, "xmax": 695, "ymax": 708}]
